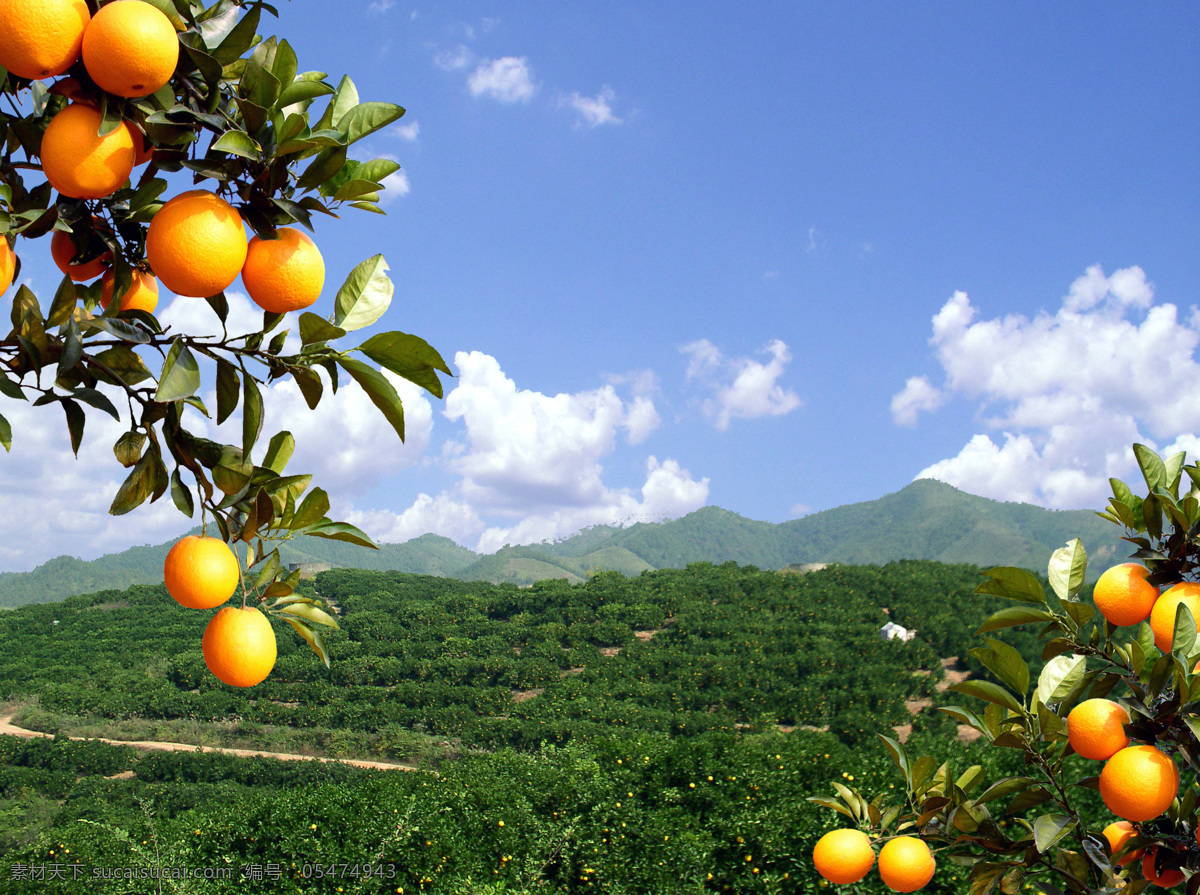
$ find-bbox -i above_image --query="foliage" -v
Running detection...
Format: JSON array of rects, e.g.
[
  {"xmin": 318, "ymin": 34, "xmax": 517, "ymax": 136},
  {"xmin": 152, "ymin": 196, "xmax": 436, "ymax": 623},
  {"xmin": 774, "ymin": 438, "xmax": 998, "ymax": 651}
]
[
  {"xmin": 0, "ymin": 0, "xmax": 450, "ymax": 657},
  {"xmin": 817, "ymin": 444, "xmax": 1200, "ymax": 894}
]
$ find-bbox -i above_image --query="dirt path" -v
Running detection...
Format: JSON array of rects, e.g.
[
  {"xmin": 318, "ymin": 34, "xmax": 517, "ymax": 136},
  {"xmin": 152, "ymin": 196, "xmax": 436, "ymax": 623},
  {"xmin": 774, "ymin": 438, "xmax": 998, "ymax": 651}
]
[{"xmin": 0, "ymin": 712, "xmax": 420, "ymax": 772}]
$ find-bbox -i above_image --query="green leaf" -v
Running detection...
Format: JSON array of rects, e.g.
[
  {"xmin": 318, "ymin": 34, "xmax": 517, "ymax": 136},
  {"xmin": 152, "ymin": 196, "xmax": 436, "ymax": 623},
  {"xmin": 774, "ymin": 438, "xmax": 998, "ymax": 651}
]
[
  {"xmin": 61, "ymin": 399, "xmax": 84, "ymax": 456},
  {"xmin": 290, "ymin": 487, "xmax": 330, "ymax": 531},
  {"xmin": 211, "ymin": 130, "xmax": 260, "ymax": 159},
  {"xmin": 338, "ymin": 102, "xmax": 406, "ymax": 145},
  {"xmin": 336, "ymin": 357, "xmax": 404, "ymax": 440},
  {"xmin": 950, "ymin": 680, "xmax": 1024, "ymax": 714},
  {"xmin": 304, "ymin": 519, "xmax": 376, "ymax": 549},
  {"xmin": 1133, "ymin": 443, "xmax": 1167, "ymax": 493},
  {"xmin": 281, "ymin": 615, "xmax": 332, "ymax": 668},
  {"xmin": 262, "ymin": 431, "xmax": 294, "ymax": 474},
  {"xmin": 299, "ymin": 312, "xmax": 346, "ymax": 345},
  {"xmin": 321, "ymin": 74, "xmax": 360, "ymax": 131},
  {"xmin": 1033, "ymin": 814, "xmax": 1075, "ymax": 854},
  {"xmin": 71, "ymin": 387, "xmax": 120, "ymax": 420},
  {"xmin": 253, "ymin": 548, "xmax": 281, "ymax": 590},
  {"xmin": 977, "ymin": 605, "xmax": 1057, "ymax": 635},
  {"xmin": 94, "ymin": 347, "xmax": 152, "ymax": 386},
  {"xmin": 170, "ymin": 468, "xmax": 194, "ymax": 517},
  {"xmin": 242, "ymin": 373, "xmax": 263, "ymax": 459},
  {"xmin": 113, "ymin": 431, "xmax": 146, "ymax": 468},
  {"xmin": 333, "ymin": 254, "xmax": 393, "ymax": 331},
  {"xmin": 0, "ymin": 413, "xmax": 9, "ymax": 451},
  {"xmin": 1035, "ymin": 654, "xmax": 1087, "ymax": 705},
  {"xmin": 56, "ymin": 316, "xmax": 83, "ymax": 380},
  {"xmin": 0, "ymin": 375, "xmax": 24, "ymax": 401},
  {"xmin": 155, "ymin": 339, "xmax": 201, "ymax": 402},
  {"xmin": 1172, "ymin": 602, "xmax": 1197, "ymax": 656},
  {"xmin": 47, "ymin": 276, "xmax": 77, "ymax": 328},
  {"xmin": 277, "ymin": 601, "xmax": 339, "ymax": 629},
  {"xmin": 278, "ymin": 74, "xmax": 334, "ymax": 109},
  {"xmin": 110, "ymin": 453, "xmax": 155, "ymax": 515},
  {"xmin": 975, "ymin": 567, "xmax": 1047, "ymax": 604},
  {"xmin": 215, "ymin": 359, "xmax": 240, "ymax": 424},
  {"xmin": 357, "ymin": 331, "xmax": 451, "ymax": 398},
  {"xmin": 211, "ymin": 2, "xmax": 260, "ymax": 65},
  {"xmin": 975, "ymin": 776, "xmax": 1037, "ymax": 805},
  {"xmin": 292, "ymin": 366, "xmax": 323, "ymax": 409},
  {"xmin": 972, "ymin": 637, "xmax": 1030, "ymax": 696},
  {"xmin": 1047, "ymin": 538, "xmax": 1087, "ymax": 601}
]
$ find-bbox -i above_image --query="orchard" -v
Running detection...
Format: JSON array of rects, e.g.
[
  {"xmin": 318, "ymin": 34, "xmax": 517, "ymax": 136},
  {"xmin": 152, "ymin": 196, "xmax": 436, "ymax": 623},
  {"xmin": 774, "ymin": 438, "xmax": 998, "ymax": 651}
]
[
  {"xmin": 0, "ymin": 0, "xmax": 449, "ymax": 687},
  {"xmin": 813, "ymin": 444, "xmax": 1199, "ymax": 894}
]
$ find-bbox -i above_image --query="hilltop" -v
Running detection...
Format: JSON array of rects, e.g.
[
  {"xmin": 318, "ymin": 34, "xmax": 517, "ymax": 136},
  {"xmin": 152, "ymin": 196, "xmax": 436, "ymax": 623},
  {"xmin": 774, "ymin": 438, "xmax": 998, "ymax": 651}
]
[{"xmin": 0, "ymin": 478, "xmax": 1127, "ymax": 607}]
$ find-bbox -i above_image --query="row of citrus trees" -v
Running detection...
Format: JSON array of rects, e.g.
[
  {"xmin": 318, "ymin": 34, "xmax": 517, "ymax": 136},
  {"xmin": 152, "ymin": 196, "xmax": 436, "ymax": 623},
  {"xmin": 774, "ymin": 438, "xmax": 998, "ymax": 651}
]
[{"xmin": 811, "ymin": 444, "xmax": 1199, "ymax": 893}]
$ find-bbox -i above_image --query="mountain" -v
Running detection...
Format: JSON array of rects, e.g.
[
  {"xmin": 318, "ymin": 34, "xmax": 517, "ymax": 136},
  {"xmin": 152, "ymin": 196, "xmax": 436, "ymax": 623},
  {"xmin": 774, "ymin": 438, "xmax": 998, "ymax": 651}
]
[{"xmin": 0, "ymin": 479, "xmax": 1129, "ymax": 607}]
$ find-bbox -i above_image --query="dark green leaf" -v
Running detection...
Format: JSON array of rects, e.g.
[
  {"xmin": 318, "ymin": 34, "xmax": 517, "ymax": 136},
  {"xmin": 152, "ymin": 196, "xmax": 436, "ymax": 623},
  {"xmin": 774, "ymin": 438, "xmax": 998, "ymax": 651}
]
[
  {"xmin": 56, "ymin": 316, "xmax": 83, "ymax": 380},
  {"xmin": 304, "ymin": 519, "xmax": 376, "ymax": 549},
  {"xmin": 110, "ymin": 453, "xmax": 155, "ymax": 515},
  {"xmin": 278, "ymin": 75, "xmax": 333, "ymax": 109},
  {"xmin": 170, "ymin": 468, "xmax": 194, "ymax": 516},
  {"xmin": 71, "ymin": 387, "xmax": 119, "ymax": 420},
  {"xmin": 155, "ymin": 339, "xmax": 201, "ymax": 402},
  {"xmin": 949, "ymin": 680, "xmax": 1024, "ymax": 714},
  {"xmin": 0, "ymin": 375, "xmax": 24, "ymax": 401},
  {"xmin": 211, "ymin": 2, "xmax": 260, "ymax": 65},
  {"xmin": 292, "ymin": 365, "xmax": 323, "ymax": 409},
  {"xmin": 977, "ymin": 606, "xmax": 1057, "ymax": 635},
  {"xmin": 47, "ymin": 276, "xmax": 77, "ymax": 328},
  {"xmin": 975, "ymin": 567, "xmax": 1047, "ymax": 604},
  {"xmin": 357, "ymin": 330, "xmax": 451, "ymax": 398},
  {"xmin": 242, "ymin": 372, "xmax": 263, "ymax": 458},
  {"xmin": 262, "ymin": 431, "xmax": 294, "ymax": 474},
  {"xmin": 211, "ymin": 130, "xmax": 260, "ymax": 159},
  {"xmin": 93, "ymin": 347, "xmax": 152, "ymax": 386},
  {"xmin": 336, "ymin": 357, "xmax": 404, "ymax": 440},
  {"xmin": 216, "ymin": 359, "xmax": 240, "ymax": 424},
  {"xmin": 61, "ymin": 399, "xmax": 84, "ymax": 456},
  {"xmin": 88, "ymin": 317, "xmax": 153, "ymax": 343},
  {"xmin": 0, "ymin": 413, "xmax": 10, "ymax": 451}
]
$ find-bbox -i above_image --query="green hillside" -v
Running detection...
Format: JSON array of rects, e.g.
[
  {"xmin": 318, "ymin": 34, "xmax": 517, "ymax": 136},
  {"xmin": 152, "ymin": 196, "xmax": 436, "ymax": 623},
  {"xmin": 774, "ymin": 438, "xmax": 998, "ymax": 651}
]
[{"xmin": 0, "ymin": 478, "xmax": 1130, "ymax": 606}]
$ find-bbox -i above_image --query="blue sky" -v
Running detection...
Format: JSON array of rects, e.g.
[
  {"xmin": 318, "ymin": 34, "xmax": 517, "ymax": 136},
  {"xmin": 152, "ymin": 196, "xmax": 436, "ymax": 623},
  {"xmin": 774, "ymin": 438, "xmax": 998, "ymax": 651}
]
[{"xmin": 2, "ymin": 1, "xmax": 1198, "ymax": 570}]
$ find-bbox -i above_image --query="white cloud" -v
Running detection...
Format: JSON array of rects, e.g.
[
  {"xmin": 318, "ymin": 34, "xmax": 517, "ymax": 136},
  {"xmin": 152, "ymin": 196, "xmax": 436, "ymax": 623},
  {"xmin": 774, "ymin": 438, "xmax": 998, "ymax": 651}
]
[
  {"xmin": 563, "ymin": 86, "xmax": 621, "ymax": 128},
  {"xmin": 347, "ymin": 351, "xmax": 703, "ymax": 552},
  {"xmin": 468, "ymin": 57, "xmax": 537, "ymax": 103},
  {"xmin": 367, "ymin": 0, "xmax": 394, "ymax": 13},
  {"xmin": 902, "ymin": 265, "xmax": 1200, "ymax": 508},
  {"xmin": 681, "ymin": 339, "xmax": 802, "ymax": 430},
  {"xmin": 389, "ymin": 120, "xmax": 420, "ymax": 142},
  {"xmin": 434, "ymin": 45, "xmax": 473, "ymax": 71},
  {"xmin": 891, "ymin": 375, "xmax": 944, "ymax": 427}
]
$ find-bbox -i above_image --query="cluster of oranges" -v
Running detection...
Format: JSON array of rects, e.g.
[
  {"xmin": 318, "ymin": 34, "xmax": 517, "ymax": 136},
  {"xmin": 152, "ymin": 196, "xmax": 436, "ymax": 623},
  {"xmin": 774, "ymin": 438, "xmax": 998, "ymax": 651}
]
[
  {"xmin": 163, "ymin": 534, "xmax": 276, "ymax": 688},
  {"xmin": 1059, "ymin": 560, "xmax": 1198, "ymax": 885},
  {"xmin": 812, "ymin": 830, "xmax": 935, "ymax": 891},
  {"xmin": 0, "ymin": 0, "xmax": 326, "ymax": 314}
]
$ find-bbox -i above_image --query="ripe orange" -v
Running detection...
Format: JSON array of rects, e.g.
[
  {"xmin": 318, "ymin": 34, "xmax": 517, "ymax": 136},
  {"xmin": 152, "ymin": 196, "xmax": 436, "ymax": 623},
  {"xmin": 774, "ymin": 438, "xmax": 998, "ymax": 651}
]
[
  {"xmin": 146, "ymin": 190, "xmax": 247, "ymax": 297},
  {"xmin": 1149, "ymin": 582, "xmax": 1200, "ymax": 653},
  {"xmin": 202, "ymin": 606, "xmax": 277, "ymax": 687},
  {"xmin": 1141, "ymin": 847, "xmax": 1185, "ymax": 888},
  {"xmin": 81, "ymin": 0, "xmax": 178, "ymax": 98},
  {"xmin": 1099, "ymin": 745, "xmax": 1180, "ymax": 822},
  {"xmin": 133, "ymin": 130, "xmax": 154, "ymax": 166},
  {"xmin": 240, "ymin": 227, "xmax": 326, "ymax": 313},
  {"xmin": 1093, "ymin": 563, "xmax": 1159, "ymax": 627},
  {"xmin": 101, "ymin": 268, "xmax": 158, "ymax": 314},
  {"xmin": 1066, "ymin": 698, "xmax": 1130, "ymax": 760},
  {"xmin": 0, "ymin": 239, "xmax": 15, "ymax": 295},
  {"xmin": 40, "ymin": 103, "xmax": 136, "ymax": 199},
  {"xmin": 1101, "ymin": 820, "xmax": 1142, "ymax": 867},
  {"xmin": 51, "ymin": 224, "xmax": 112, "ymax": 281},
  {"xmin": 877, "ymin": 837, "xmax": 935, "ymax": 892},
  {"xmin": 0, "ymin": 0, "xmax": 90, "ymax": 80},
  {"xmin": 163, "ymin": 535, "xmax": 239, "ymax": 609},
  {"xmin": 812, "ymin": 829, "xmax": 874, "ymax": 885}
]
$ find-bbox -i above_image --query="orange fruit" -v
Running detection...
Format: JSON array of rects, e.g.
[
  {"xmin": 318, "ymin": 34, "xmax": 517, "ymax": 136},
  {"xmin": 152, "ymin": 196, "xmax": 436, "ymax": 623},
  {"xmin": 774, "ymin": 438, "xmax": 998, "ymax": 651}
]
[
  {"xmin": 240, "ymin": 227, "xmax": 325, "ymax": 314},
  {"xmin": 202, "ymin": 606, "xmax": 277, "ymax": 687},
  {"xmin": 1093, "ymin": 563, "xmax": 1159, "ymax": 627},
  {"xmin": 133, "ymin": 130, "xmax": 154, "ymax": 166},
  {"xmin": 163, "ymin": 535, "xmax": 239, "ymax": 609},
  {"xmin": 40, "ymin": 103, "xmax": 136, "ymax": 199},
  {"xmin": 0, "ymin": 0, "xmax": 90, "ymax": 80},
  {"xmin": 812, "ymin": 829, "xmax": 874, "ymax": 885},
  {"xmin": 1149, "ymin": 582, "xmax": 1200, "ymax": 652},
  {"xmin": 51, "ymin": 223, "xmax": 112, "ymax": 281},
  {"xmin": 1066, "ymin": 698, "xmax": 1130, "ymax": 760},
  {"xmin": 877, "ymin": 837, "xmax": 935, "ymax": 892},
  {"xmin": 81, "ymin": 0, "xmax": 178, "ymax": 98},
  {"xmin": 146, "ymin": 190, "xmax": 247, "ymax": 297},
  {"xmin": 1141, "ymin": 847, "xmax": 1184, "ymax": 888},
  {"xmin": 1099, "ymin": 745, "xmax": 1180, "ymax": 822},
  {"xmin": 0, "ymin": 239, "xmax": 15, "ymax": 295},
  {"xmin": 1101, "ymin": 820, "xmax": 1142, "ymax": 867},
  {"xmin": 100, "ymin": 268, "xmax": 158, "ymax": 314}
]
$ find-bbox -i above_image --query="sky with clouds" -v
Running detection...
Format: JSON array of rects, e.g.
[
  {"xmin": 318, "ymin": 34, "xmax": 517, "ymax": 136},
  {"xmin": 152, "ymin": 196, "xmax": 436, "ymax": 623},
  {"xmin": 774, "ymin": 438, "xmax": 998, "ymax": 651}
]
[{"xmin": 1, "ymin": 1, "xmax": 1198, "ymax": 571}]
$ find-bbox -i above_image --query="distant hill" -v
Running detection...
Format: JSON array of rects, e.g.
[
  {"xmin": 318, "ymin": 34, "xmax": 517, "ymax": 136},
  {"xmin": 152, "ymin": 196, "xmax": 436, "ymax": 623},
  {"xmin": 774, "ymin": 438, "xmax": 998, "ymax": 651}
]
[{"xmin": 0, "ymin": 478, "xmax": 1130, "ymax": 607}]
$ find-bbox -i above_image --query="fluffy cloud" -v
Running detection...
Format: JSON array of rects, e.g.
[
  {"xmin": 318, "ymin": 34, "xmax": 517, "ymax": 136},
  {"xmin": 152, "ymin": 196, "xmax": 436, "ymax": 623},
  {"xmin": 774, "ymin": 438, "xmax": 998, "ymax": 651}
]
[
  {"xmin": 468, "ymin": 57, "xmax": 537, "ymax": 103},
  {"xmin": 681, "ymin": 339, "xmax": 802, "ymax": 430},
  {"xmin": 562, "ymin": 86, "xmax": 621, "ymax": 128},
  {"xmin": 348, "ymin": 351, "xmax": 706, "ymax": 552},
  {"xmin": 900, "ymin": 265, "xmax": 1200, "ymax": 508}
]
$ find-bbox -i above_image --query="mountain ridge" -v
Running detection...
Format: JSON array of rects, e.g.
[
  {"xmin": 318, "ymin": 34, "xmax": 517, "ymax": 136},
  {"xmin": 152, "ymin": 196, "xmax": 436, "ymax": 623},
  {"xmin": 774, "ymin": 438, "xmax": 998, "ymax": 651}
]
[{"xmin": 0, "ymin": 478, "xmax": 1129, "ymax": 607}]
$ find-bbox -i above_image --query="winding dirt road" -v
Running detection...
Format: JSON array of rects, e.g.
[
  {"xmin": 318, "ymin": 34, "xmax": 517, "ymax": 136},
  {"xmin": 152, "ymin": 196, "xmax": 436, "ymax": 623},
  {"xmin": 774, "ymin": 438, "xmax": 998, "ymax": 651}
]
[{"xmin": 0, "ymin": 712, "xmax": 420, "ymax": 773}]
